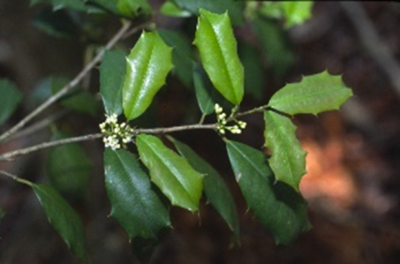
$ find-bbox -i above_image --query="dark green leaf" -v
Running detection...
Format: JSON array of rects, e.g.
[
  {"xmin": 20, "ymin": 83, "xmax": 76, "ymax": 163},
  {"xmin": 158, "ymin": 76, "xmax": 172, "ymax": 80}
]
[
  {"xmin": 100, "ymin": 50, "xmax": 126, "ymax": 115},
  {"xmin": 123, "ymin": 31, "xmax": 173, "ymax": 120},
  {"xmin": 31, "ymin": 0, "xmax": 87, "ymax": 12},
  {"xmin": 226, "ymin": 140, "xmax": 310, "ymax": 245},
  {"xmin": 47, "ymin": 131, "xmax": 91, "ymax": 201},
  {"xmin": 251, "ymin": 17, "xmax": 295, "ymax": 77},
  {"xmin": 171, "ymin": 0, "xmax": 245, "ymax": 25},
  {"xmin": 88, "ymin": 0, "xmax": 151, "ymax": 18},
  {"xmin": 169, "ymin": 137, "xmax": 240, "ymax": 240},
  {"xmin": 193, "ymin": 63, "xmax": 226, "ymax": 115},
  {"xmin": 32, "ymin": 184, "xmax": 86, "ymax": 261},
  {"xmin": 32, "ymin": 8, "xmax": 79, "ymax": 38},
  {"xmin": 104, "ymin": 148, "xmax": 170, "ymax": 239},
  {"xmin": 60, "ymin": 91, "xmax": 100, "ymax": 116},
  {"xmin": 268, "ymin": 71, "xmax": 353, "ymax": 116},
  {"xmin": 158, "ymin": 29, "xmax": 194, "ymax": 87},
  {"xmin": 136, "ymin": 134, "xmax": 203, "ymax": 211},
  {"xmin": 239, "ymin": 41, "xmax": 265, "ymax": 100},
  {"xmin": 0, "ymin": 79, "xmax": 22, "ymax": 126},
  {"xmin": 194, "ymin": 9, "xmax": 244, "ymax": 105},
  {"xmin": 264, "ymin": 111, "xmax": 306, "ymax": 191}
]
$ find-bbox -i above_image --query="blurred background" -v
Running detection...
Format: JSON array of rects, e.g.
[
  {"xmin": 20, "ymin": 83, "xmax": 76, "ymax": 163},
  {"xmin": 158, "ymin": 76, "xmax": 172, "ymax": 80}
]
[{"xmin": 1, "ymin": 1, "xmax": 400, "ymax": 263}]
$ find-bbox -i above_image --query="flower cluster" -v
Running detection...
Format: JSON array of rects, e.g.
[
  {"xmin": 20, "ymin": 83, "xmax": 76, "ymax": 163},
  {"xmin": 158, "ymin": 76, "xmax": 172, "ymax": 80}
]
[
  {"xmin": 99, "ymin": 114, "xmax": 134, "ymax": 150},
  {"xmin": 215, "ymin": 104, "xmax": 247, "ymax": 135}
]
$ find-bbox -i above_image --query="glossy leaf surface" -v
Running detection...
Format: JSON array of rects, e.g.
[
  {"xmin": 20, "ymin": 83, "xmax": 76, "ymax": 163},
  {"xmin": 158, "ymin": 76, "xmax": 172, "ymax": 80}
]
[
  {"xmin": 123, "ymin": 31, "xmax": 173, "ymax": 120},
  {"xmin": 264, "ymin": 111, "xmax": 306, "ymax": 191},
  {"xmin": 136, "ymin": 134, "xmax": 203, "ymax": 211},
  {"xmin": 32, "ymin": 184, "xmax": 86, "ymax": 261},
  {"xmin": 0, "ymin": 79, "xmax": 22, "ymax": 126},
  {"xmin": 268, "ymin": 71, "xmax": 353, "ymax": 116},
  {"xmin": 194, "ymin": 9, "xmax": 244, "ymax": 105},
  {"xmin": 100, "ymin": 49, "xmax": 126, "ymax": 115},
  {"xmin": 226, "ymin": 140, "xmax": 310, "ymax": 245},
  {"xmin": 104, "ymin": 149, "xmax": 170, "ymax": 239},
  {"xmin": 170, "ymin": 137, "xmax": 240, "ymax": 239}
]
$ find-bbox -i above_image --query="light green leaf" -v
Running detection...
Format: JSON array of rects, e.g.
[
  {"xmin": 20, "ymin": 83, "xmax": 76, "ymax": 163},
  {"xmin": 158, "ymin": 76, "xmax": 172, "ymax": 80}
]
[
  {"xmin": 0, "ymin": 79, "xmax": 22, "ymax": 126},
  {"xmin": 47, "ymin": 131, "xmax": 92, "ymax": 201},
  {"xmin": 100, "ymin": 49, "xmax": 126, "ymax": 115},
  {"xmin": 194, "ymin": 9, "xmax": 244, "ymax": 105},
  {"xmin": 226, "ymin": 140, "xmax": 310, "ymax": 245},
  {"xmin": 158, "ymin": 29, "xmax": 193, "ymax": 87},
  {"xmin": 264, "ymin": 111, "xmax": 306, "ymax": 191},
  {"xmin": 104, "ymin": 148, "xmax": 170, "ymax": 239},
  {"xmin": 32, "ymin": 184, "xmax": 86, "ymax": 261},
  {"xmin": 171, "ymin": 0, "xmax": 245, "ymax": 25},
  {"xmin": 268, "ymin": 71, "xmax": 353, "ymax": 116},
  {"xmin": 169, "ymin": 137, "xmax": 240, "ymax": 240},
  {"xmin": 123, "ymin": 31, "xmax": 173, "ymax": 120},
  {"xmin": 160, "ymin": 1, "xmax": 191, "ymax": 17},
  {"xmin": 281, "ymin": 2, "xmax": 313, "ymax": 28},
  {"xmin": 136, "ymin": 134, "xmax": 203, "ymax": 211}
]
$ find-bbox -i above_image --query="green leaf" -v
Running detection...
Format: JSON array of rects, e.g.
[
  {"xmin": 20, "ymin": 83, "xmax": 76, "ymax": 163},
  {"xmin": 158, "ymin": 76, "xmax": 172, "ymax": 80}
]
[
  {"xmin": 60, "ymin": 91, "xmax": 100, "ymax": 116},
  {"xmin": 31, "ymin": 0, "xmax": 87, "ymax": 12},
  {"xmin": 193, "ymin": 63, "xmax": 226, "ymax": 115},
  {"xmin": 88, "ymin": 0, "xmax": 151, "ymax": 18},
  {"xmin": 136, "ymin": 134, "xmax": 203, "ymax": 211},
  {"xmin": 123, "ymin": 31, "xmax": 173, "ymax": 120},
  {"xmin": 104, "ymin": 148, "xmax": 170, "ymax": 239},
  {"xmin": 47, "ymin": 131, "xmax": 92, "ymax": 201},
  {"xmin": 0, "ymin": 79, "xmax": 22, "ymax": 126},
  {"xmin": 171, "ymin": 0, "xmax": 245, "ymax": 25},
  {"xmin": 239, "ymin": 41, "xmax": 265, "ymax": 100},
  {"xmin": 264, "ymin": 111, "xmax": 306, "ymax": 191},
  {"xmin": 194, "ymin": 9, "xmax": 244, "ymax": 105},
  {"xmin": 32, "ymin": 8, "xmax": 79, "ymax": 38},
  {"xmin": 260, "ymin": 2, "xmax": 313, "ymax": 28},
  {"xmin": 160, "ymin": 1, "xmax": 191, "ymax": 17},
  {"xmin": 100, "ymin": 50, "xmax": 126, "ymax": 115},
  {"xmin": 158, "ymin": 29, "xmax": 193, "ymax": 87},
  {"xmin": 251, "ymin": 17, "xmax": 295, "ymax": 77},
  {"xmin": 169, "ymin": 137, "xmax": 240, "ymax": 240},
  {"xmin": 268, "ymin": 71, "xmax": 353, "ymax": 116},
  {"xmin": 32, "ymin": 184, "xmax": 86, "ymax": 261},
  {"xmin": 226, "ymin": 140, "xmax": 310, "ymax": 245}
]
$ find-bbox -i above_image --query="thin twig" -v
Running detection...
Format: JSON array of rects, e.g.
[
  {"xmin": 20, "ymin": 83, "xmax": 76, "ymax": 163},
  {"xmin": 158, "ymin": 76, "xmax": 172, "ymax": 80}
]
[
  {"xmin": 0, "ymin": 133, "xmax": 103, "ymax": 161},
  {"xmin": 135, "ymin": 123, "xmax": 217, "ymax": 135},
  {"xmin": 0, "ymin": 170, "xmax": 33, "ymax": 186},
  {"xmin": 0, "ymin": 20, "xmax": 146, "ymax": 143}
]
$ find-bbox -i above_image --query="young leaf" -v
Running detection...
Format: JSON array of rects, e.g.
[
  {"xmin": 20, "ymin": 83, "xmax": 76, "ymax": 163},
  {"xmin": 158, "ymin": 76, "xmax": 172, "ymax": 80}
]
[
  {"xmin": 0, "ymin": 79, "xmax": 22, "ymax": 126},
  {"xmin": 169, "ymin": 137, "xmax": 240, "ymax": 240},
  {"xmin": 47, "ymin": 131, "xmax": 92, "ymax": 201},
  {"xmin": 32, "ymin": 184, "xmax": 86, "ymax": 262},
  {"xmin": 264, "ymin": 111, "xmax": 306, "ymax": 191},
  {"xmin": 136, "ymin": 134, "xmax": 203, "ymax": 212},
  {"xmin": 158, "ymin": 29, "xmax": 194, "ymax": 87},
  {"xmin": 100, "ymin": 49, "xmax": 126, "ymax": 115},
  {"xmin": 268, "ymin": 71, "xmax": 353, "ymax": 116},
  {"xmin": 104, "ymin": 148, "xmax": 170, "ymax": 239},
  {"xmin": 194, "ymin": 9, "xmax": 244, "ymax": 105},
  {"xmin": 226, "ymin": 140, "xmax": 310, "ymax": 245},
  {"xmin": 160, "ymin": 1, "xmax": 191, "ymax": 18},
  {"xmin": 260, "ymin": 2, "xmax": 313, "ymax": 28},
  {"xmin": 123, "ymin": 31, "xmax": 173, "ymax": 120}
]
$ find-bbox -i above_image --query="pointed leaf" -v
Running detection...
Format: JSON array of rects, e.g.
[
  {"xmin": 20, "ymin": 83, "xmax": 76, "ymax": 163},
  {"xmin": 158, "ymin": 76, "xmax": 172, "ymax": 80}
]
[
  {"xmin": 47, "ymin": 131, "xmax": 91, "ymax": 201},
  {"xmin": 268, "ymin": 71, "xmax": 353, "ymax": 115},
  {"xmin": 0, "ymin": 79, "xmax": 22, "ymax": 126},
  {"xmin": 169, "ymin": 137, "xmax": 240, "ymax": 240},
  {"xmin": 100, "ymin": 49, "xmax": 126, "ymax": 115},
  {"xmin": 226, "ymin": 140, "xmax": 310, "ymax": 245},
  {"xmin": 136, "ymin": 134, "xmax": 203, "ymax": 211},
  {"xmin": 158, "ymin": 29, "xmax": 194, "ymax": 87},
  {"xmin": 123, "ymin": 31, "xmax": 173, "ymax": 120},
  {"xmin": 104, "ymin": 148, "xmax": 170, "ymax": 239},
  {"xmin": 264, "ymin": 111, "xmax": 307, "ymax": 191},
  {"xmin": 194, "ymin": 9, "xmax": 244, "ymax": 105},
  {"xmin": 32, "ymin": 184, "xmax": 86, "ymax": 261}
]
